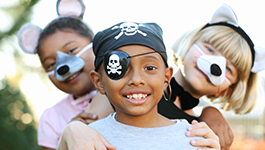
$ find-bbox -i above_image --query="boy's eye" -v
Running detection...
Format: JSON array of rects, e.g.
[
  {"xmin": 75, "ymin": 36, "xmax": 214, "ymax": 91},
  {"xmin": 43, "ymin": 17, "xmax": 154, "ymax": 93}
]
[
  {"xmin": 68, "ymin": 48, "xmax": 77, "ymax": 54},
  {"xmin": 145, "ymin": 66, "xmax": 156, "ymax": 71}
]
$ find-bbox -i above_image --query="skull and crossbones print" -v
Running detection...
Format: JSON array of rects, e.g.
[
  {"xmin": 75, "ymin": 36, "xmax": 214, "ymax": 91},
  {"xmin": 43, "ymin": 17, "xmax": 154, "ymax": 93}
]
[
  {"xmin": 107, "ymin": 54, "xmax": 122, "ymax": 75},
  {"xmin": 112, "ymin": 22, "xmax": 147, "ymax": 39}
]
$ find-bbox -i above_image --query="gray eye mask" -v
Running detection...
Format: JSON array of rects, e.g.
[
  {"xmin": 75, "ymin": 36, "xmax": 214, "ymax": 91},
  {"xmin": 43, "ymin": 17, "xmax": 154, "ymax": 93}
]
[
  {"xmin": 47, "ymin": 43, "xmax": 92, "ymax": 82},
  {"xmin": 193, "ymin": 44, "xmax": 231, "ymax": 86}
]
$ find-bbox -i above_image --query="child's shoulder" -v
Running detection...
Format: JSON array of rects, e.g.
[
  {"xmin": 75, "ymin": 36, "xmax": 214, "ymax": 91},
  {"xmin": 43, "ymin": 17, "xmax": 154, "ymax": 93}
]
[
  {"xmin": 88, "ymin": 113, "xmax": 112, "ymax": 127},
  {"xmin": 172, "ymin": 119, "xmax": 191, "ymax": 127},
  {"xmin": 40, "ymin": 94, "xmax": 73, "ymax": 117}
]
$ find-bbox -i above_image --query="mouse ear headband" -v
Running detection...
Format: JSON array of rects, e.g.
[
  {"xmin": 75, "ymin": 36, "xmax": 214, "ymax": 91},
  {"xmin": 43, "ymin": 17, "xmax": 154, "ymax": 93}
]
[
  {"xmin": 201, "ymin": 4, "xmax": 265, "ymax": 73},
  {"xmin": 17, "ymin": 0, "xmax": 86, "ymax": 54}
]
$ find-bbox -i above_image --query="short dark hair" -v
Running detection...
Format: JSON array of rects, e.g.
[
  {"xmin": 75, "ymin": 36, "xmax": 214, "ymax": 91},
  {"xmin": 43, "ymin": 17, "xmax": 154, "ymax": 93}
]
[{"xmin": 37, "ymin": 17, "xmax": 94, "ymax": 53}]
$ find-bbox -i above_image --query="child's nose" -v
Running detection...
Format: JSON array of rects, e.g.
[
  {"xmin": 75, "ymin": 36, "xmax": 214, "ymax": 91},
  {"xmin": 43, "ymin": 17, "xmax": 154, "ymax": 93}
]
[{"xmin": 128, "ymin": 68, "xmax": 145, "ymax": 86}]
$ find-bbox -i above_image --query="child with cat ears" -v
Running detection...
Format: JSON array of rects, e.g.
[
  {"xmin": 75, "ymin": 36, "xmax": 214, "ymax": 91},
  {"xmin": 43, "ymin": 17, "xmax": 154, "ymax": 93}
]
[
  {"xmin": 57, "ymin": 4, "xmax": 265, "ymax": 150},
  {"xmin": 158, "ymin": 4, "xmax": 265, "ymax": 149},
  {"xmin": 17, "ymin": 0, "xmax": 113, "ymax": 149}
]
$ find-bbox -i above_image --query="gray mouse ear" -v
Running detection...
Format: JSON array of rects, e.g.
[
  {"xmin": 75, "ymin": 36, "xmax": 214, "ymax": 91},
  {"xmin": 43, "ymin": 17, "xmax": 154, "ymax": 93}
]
[
  {"xmin": 56, "ymin": 0, "xmax": 86, "ymax": 19},
  {"xmin": 17, "ymin": 23, "xmax": 42, "ymax": 54},
  {"xmin": 209, "ymin": 4, "xmax": 239, "ymax": 27},
  {"xmin": 251, "ymin": 46, "xmax": 265, "ymax": 73}
]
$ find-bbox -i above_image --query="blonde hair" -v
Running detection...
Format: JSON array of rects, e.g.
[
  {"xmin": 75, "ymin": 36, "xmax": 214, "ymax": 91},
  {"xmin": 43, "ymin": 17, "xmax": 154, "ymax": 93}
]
[{"xmin": 172, "ymin": 24, "xmax": 258, "ymax": 114}]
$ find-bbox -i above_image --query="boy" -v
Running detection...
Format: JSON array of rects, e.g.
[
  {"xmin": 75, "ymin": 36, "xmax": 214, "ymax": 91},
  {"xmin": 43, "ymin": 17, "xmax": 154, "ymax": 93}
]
[{"xmin": 88, "ymin": 22, "xmax": 207, "ymax": 150}]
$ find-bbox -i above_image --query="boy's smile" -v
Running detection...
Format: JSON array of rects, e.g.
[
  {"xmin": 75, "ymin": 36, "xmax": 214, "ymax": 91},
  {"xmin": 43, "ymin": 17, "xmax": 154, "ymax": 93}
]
[{"xmin": 123, "ymin": 89, "xmax": 150, "ymax": 105}]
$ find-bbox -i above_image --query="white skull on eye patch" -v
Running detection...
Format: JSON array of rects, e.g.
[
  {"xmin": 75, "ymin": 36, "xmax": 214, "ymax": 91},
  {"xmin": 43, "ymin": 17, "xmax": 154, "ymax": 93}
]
[{"xmin": 107, "ymin": 54, "xmax": 122, "ymax": 75}]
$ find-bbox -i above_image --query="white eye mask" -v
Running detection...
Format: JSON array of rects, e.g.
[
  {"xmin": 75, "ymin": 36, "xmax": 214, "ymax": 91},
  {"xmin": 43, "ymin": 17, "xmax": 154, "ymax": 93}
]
[
  {"xmin": 193, "ymin": 44, "xmax": 231, "ymax": 86},
  {"xmin": 47, "ymin": 43, "xmax": 92, "ymax": 82}
]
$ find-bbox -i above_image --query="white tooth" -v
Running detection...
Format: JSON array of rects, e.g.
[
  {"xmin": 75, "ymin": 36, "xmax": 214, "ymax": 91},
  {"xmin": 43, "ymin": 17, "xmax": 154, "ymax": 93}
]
[
  {"xmin": 127, "ymin": 94, "xmax": 147, "ymax": 99},
  {"xmin": 68, "ymin": 72, "xmax": 79, "ymax": 81}
]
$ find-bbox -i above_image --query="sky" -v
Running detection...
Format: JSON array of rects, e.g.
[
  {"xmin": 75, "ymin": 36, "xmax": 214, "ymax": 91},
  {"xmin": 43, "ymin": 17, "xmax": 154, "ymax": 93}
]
[{"xmin": 1, "ymin": 0, "xmax": 265, "ymax": 119}]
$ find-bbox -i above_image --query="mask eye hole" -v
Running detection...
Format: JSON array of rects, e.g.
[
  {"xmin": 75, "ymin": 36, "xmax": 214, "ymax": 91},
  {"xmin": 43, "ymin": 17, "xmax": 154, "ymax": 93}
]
[{"xmin": 103, "ymin": 50, "xmax": 130, "ymax": 80}]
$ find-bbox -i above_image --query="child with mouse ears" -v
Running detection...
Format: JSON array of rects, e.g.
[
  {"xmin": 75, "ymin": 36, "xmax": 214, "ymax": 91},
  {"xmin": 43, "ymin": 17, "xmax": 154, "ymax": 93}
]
[
  {"xmin": 88, "ymin": 21, "xmax": 219, "ymax": 149},
  {"xmin": 17, "ymin": 0, "xmax": 113, "ymax": 149}
]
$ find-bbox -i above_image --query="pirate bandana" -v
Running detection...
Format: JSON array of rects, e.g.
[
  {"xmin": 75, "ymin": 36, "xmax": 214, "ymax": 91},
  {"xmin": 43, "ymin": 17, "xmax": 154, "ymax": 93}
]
[{"xmin": 93, "ymin": 22, "xmax": 168, "ymax": 80}]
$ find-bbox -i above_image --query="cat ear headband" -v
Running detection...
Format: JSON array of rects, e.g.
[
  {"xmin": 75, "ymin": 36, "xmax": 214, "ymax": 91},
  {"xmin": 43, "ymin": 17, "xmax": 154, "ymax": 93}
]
[
  {"xmin": 17, "ymin": 0, "xmax": 86, "ymax": 54},
  {"xmin": 201, "ymin": 4, "xmax": 265, "ymax": 73}
]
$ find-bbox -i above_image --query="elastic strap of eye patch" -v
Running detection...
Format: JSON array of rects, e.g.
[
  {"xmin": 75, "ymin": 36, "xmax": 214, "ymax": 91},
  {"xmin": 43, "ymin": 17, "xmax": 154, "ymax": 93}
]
[
  {"xmin": 201, "ymin": 23, "xmax": 255, "ymax": 68},
  {"xmin": 46, "ymin": 43, "xmax": 92, "ymax": 75},
  {"xmin": 98, "ymin": 50, "xmax": 166, "ymax": 59},
  {"xmin": 128, "ymin": 51, "xmax": 163, "ymax": 58}
]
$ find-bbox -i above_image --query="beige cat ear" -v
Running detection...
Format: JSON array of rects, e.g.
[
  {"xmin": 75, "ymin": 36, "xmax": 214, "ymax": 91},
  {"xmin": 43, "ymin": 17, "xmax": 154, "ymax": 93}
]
[
  {"xmin": 17, "ymin": 23, "xmax": 42, "ymax": 54},
  {"xmin": 209, "ymin": 4, "xmax": 239, "ymax": 27},
  {"xmin": 56, "ymin": 0, "xmax": 86, "ymax": 19}
]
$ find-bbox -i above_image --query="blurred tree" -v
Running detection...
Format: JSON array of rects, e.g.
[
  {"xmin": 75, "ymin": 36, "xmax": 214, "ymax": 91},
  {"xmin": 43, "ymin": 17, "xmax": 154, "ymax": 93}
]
[
  {"xmin": 0, "ymin": 79, "xmax": 40, "ymax": 150},
  {"xmin": 0, "ymin": 0, "xmax": 41, "ymax": 149}
]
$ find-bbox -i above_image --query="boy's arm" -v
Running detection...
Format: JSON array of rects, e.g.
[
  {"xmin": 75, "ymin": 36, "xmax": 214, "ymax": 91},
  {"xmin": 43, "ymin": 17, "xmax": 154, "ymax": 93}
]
[
  {"xmin": 57, "ymin": 121, "xmax": 115, "ymax": 150},
  {"xmin": 198, "ymin": 106, "xmax": 234, "ymax": 150}
]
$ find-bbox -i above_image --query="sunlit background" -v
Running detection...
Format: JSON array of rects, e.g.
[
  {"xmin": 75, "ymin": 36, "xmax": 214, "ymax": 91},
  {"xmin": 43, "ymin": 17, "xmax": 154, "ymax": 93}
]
[{"xmin": 0, "ymin": 0, "xmax": 265, "ymax": 149}]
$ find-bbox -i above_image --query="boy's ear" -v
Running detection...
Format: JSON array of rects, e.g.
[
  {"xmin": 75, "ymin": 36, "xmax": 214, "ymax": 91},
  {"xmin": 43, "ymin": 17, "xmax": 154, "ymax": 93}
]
[
  {"xmin": 90, "ymin": 70, "xmax": 106, "ymax": 94},
  {"xmin": 165, "ymin": 67, "xmax": 173, "ymax": 82},
  {"xmin": 164, "ymin": 67, "xmax": 173, "ymax": 88},
  {"xmin": 215, "ymin": 86, "xmax": 233, "ymax": 97}
]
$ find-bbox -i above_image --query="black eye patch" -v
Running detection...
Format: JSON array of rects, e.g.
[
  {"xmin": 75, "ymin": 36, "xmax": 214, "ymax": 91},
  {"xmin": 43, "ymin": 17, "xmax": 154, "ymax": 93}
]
[
  {"xmin": 103, "ymin": 50, "xmax": 159, "ymax": 80},
  {"xmin": 103, "ymin": 50, "xmax": 130, "ymax": 80}
]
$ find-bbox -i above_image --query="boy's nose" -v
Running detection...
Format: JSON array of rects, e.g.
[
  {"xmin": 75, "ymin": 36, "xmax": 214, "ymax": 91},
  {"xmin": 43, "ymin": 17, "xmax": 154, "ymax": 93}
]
[{"xmin": 128, "ymin": 69, "xmax": 145, "ymax": 86}]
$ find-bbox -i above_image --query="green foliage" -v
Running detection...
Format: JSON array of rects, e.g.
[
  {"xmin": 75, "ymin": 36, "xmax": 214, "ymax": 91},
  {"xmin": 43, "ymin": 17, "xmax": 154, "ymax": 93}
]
[
  {"xmin": 0, "ymin": 0, "xmax": 43, "ymax": 149},
  {"xmin": 0, "ymin": 79, "xmax": 41, "ymax": 150},
  {"xmin": 0, "ymin": 0, "xmax": 40, "ymax": 41}
]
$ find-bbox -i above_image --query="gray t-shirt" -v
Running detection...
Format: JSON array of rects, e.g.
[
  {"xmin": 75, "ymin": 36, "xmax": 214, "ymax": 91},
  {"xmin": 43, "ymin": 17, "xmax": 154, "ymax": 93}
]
[{"xmin": 89, "ymin": 113, "xmax": 203, "ymax": 150}]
